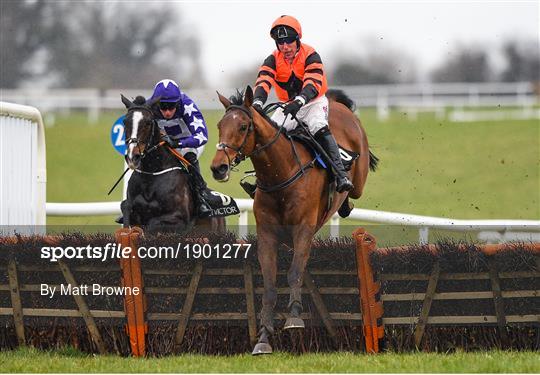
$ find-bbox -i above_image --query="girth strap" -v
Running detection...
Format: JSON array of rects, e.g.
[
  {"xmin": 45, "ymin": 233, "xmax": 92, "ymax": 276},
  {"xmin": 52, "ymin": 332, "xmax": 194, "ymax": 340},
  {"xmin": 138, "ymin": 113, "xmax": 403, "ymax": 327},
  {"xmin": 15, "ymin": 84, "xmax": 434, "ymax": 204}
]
[{"xmin": 256, "ymin": 159, "xmax": 315, "ymax": 193}]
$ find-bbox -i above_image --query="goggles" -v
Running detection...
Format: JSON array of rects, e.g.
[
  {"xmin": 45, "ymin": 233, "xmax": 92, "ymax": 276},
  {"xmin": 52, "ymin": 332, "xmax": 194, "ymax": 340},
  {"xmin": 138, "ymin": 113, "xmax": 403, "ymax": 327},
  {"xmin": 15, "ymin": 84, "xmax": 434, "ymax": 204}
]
[
  {"xmin": 276, "ymin": 36, "xmax": 297, "ymax": 45},
  {"xmin": 159, "ymin": 102, "xmax": 177, "ymax": 111}
]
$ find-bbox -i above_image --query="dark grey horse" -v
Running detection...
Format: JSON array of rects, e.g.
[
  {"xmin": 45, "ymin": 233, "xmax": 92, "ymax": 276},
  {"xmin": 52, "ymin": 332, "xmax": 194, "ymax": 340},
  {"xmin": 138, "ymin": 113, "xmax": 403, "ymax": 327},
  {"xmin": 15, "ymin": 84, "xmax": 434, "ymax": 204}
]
[{"xmin": 121, "ymin": 95, "xmax": 225, "ymax": 233}]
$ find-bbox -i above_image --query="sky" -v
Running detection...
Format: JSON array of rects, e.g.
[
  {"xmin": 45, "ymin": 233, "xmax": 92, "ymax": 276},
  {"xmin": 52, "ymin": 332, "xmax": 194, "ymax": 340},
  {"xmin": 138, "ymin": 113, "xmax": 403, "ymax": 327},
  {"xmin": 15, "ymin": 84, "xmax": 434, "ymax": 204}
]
[{"xmin": 179, "ymin": 0, "xmax": 539, "ymax": 85}]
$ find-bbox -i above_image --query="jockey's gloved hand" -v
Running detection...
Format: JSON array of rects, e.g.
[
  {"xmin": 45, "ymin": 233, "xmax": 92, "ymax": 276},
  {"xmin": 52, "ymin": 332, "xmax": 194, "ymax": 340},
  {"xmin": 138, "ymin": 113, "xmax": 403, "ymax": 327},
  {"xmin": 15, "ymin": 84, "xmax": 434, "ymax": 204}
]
[
  {"xmin": 252, "ymin": 99, "xmax": 264, "ymax": 112},
  {"xmin": 161, "ymin": 135, "xmax": 179, "ymax": 148},
  {"xmin": 283, "ymin": 97, "xmax": 304, "ymax": 117}
]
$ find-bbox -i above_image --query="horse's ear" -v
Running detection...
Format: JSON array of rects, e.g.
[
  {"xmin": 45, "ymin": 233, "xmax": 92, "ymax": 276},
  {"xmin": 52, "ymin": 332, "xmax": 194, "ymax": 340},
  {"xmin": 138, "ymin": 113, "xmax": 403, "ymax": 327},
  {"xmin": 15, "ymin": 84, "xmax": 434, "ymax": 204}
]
[
  {"xmin": 217, "ymin": 91, "xmax": 231, "ymax": 108},
  {"xmin": 121, "ymin": 94, "xmax": 133, "ymax": 109},
  {"xmin": 146, "ymin": 96, "xmax": 160, "ymax": 108},
  {"xmin": 244, "ymin": 85, "xmax": 253, "ymax": 107}
]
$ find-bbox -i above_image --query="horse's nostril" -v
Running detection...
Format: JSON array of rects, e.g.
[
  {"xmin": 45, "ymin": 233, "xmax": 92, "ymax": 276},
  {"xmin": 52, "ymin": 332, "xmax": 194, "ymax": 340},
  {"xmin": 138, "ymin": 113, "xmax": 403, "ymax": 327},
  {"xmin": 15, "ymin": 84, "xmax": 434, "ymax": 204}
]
[{"xmin": 218, "ymin": 164, "xmax": 228, "ymax": 174}]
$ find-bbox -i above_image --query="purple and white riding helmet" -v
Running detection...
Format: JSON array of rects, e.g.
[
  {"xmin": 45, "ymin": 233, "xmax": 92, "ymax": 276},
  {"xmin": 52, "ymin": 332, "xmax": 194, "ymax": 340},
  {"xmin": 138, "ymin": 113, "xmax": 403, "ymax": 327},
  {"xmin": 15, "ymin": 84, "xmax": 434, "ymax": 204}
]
[{"xmin": 151, "ymin": 79, "xmax": 182, "ymax": 103}]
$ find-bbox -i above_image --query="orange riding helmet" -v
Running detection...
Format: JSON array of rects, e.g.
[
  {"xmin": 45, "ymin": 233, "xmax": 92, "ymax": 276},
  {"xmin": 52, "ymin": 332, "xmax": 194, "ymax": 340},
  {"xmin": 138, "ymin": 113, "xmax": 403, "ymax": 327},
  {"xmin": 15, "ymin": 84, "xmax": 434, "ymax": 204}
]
[{"xmin": 270, "ymin": 15, "xmax": 302, "ymax": 41}]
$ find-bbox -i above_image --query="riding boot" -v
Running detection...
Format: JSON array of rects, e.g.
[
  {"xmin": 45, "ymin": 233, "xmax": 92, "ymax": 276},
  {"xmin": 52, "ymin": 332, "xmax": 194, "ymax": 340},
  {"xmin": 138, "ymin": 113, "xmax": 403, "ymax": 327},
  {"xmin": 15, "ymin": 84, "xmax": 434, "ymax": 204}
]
[
  {"xmin": 314, "ymin": 127, "xmax": 354, "ymax": 193},
  {"xmin": 240, "ymin": 180, "xmax": 257, "ymax": 198},
  {"xmin": 184, "ymin": 152, "xmax": 213, "ymax": 218}
]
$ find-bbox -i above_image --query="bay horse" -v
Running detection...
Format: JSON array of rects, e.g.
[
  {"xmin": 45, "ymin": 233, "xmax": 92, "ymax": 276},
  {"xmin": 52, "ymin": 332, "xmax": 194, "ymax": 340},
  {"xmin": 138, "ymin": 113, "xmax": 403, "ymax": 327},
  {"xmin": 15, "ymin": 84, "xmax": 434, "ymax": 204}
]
[
  {"xmin": 210, "ymin": 86, "xmax": 378, "ymax": 354},
  {"xmin": 121, "ymin": 95, "xmax": 225, "ymax": 233}
]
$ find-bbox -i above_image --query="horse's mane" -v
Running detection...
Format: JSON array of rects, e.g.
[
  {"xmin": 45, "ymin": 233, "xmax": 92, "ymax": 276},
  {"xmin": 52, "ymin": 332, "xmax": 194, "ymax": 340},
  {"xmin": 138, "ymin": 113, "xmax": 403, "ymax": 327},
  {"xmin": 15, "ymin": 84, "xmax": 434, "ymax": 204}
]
[
  {"xmin": 134, "ymin": 96, "xmax": 146, "ymax": 106},
  {"xmin": 228, "ymin": 90, "xmax": 244, "ymax": 106},
  {"xmin": 229, "ymin": 89, "xmax": 280, "ymax": 129}
]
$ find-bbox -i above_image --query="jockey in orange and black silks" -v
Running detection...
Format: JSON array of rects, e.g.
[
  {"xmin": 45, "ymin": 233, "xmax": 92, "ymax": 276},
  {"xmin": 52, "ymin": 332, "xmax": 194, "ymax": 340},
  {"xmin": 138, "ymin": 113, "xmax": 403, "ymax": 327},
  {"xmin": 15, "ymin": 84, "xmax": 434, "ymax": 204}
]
[
  {"xmin": 253, "ymin": 15, "xmax": 353, "ymax": 193},
  {"xmin": 253, "ymin": 15, "xmax": 328, "ymax": 114}
]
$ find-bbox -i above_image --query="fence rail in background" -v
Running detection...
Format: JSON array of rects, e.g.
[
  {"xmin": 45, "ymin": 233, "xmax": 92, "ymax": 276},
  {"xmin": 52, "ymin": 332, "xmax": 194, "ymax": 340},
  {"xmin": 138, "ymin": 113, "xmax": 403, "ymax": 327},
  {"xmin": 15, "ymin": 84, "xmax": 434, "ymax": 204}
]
[
  {"xmin": 46, "ymin": 200, "xmax": 540, "ymax": 243},
  {"xmin": 2, "ymin": 82, "xmax": 538, "ymax": 122}
]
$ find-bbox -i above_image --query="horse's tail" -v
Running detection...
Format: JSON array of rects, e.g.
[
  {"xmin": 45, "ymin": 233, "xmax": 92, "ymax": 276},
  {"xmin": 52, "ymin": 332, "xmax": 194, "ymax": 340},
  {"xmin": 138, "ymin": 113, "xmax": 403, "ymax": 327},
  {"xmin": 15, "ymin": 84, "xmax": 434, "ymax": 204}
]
[
  {"xmin": 368, "ymin": 150, "xmax": 379, "ymax": 172},
  {"xmin": 327, "ymin": 89, "xmax": 379, "ymax": 172},
  {"xmin": 327, "ymin": 89, "xmax": 356, "ymax": 112}
]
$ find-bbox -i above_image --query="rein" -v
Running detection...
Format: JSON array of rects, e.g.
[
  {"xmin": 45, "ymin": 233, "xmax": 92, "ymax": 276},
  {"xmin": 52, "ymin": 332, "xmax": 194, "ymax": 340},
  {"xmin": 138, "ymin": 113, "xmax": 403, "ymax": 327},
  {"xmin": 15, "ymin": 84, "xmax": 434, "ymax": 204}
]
[
  {"xmin": 219, "ymin": 103, "xmax": 315, "ymax": 193},
  {"xmin": 107, "ymin": 108, "xmax": 192, "ymax": 194},
  {"xmin": 218, "ymin": 104, "xmax": 286, "ymax": 168}
]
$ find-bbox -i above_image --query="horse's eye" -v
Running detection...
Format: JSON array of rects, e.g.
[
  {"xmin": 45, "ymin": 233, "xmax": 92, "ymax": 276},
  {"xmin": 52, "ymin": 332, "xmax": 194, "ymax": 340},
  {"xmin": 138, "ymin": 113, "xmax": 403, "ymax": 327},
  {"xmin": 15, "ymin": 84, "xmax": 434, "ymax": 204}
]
[{"xmin": 240, "ymin": 124, "xmax": 248, "ymax": 132}]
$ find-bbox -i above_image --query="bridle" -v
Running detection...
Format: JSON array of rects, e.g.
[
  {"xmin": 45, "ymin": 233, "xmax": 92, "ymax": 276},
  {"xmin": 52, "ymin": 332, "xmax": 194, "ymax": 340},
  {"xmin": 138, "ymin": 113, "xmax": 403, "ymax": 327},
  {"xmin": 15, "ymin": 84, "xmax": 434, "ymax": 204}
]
[
  {"xmin": 108, "ymin": 104, "xmax": 186, "ymax": 195},
  {"xmin": 217, "ymin": 103, "xmax": 285, "ymax": 169},
  {"xmin": 217, "ymin": 103, "xmax": 315, "ymax": 193},
  {"xmin": 124, "ymin": 106, "xmax": 161, "ymax": 161}
]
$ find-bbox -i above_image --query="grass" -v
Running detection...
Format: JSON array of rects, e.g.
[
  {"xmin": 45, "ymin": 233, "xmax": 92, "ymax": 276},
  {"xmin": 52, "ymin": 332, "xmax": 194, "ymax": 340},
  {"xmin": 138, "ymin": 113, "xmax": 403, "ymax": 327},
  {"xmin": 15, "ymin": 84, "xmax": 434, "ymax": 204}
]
[
  {"xmin": 44, "ymin": 107, "xmax": 539, "ymax": 227},
  {"xmin": 14, "ymin": 108, "xmax": 540, "ymax": 371},
  {"xmin": 1, "ymin": 347, "xmax": 539, "ymax": 373}
]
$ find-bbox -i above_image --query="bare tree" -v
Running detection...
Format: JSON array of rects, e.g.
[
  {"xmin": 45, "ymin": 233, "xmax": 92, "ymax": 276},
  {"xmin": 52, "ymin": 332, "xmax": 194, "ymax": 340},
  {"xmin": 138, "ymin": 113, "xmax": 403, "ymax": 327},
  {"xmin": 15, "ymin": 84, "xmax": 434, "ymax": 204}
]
[
  {"xmin": 500, "ymin": 39, "xmax": 539, "ymax": 82},
  {"xmin": 332, "ymin": 61, "xmax": 394, "ymax": 85},
  {"xmin": 430, "ymin": 44, "xmax": 492, "ymax": 82},
  {"xmin": 45, "ymin": 2, "xmax": 200, "ymax": 88},
  {"xmin": 1, "ymin": 1, "xmax": 204, "ymax": 89},
  {"xmin": 329, "ymin": 38, "xmax": 417, "ymax": 85},
  {"xmin": 227, "ymin": 63, "xmax": 261, "ymax": 89},
  {"xmin": 0, "ymin": 0, "xmax": 49, "ymax": 88}
]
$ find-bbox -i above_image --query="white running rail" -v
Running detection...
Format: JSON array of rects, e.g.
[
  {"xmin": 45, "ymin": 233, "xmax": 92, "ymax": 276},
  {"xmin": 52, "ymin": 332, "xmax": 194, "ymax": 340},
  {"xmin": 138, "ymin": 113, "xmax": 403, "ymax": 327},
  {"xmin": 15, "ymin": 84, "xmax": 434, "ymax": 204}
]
[{"xmin": 46, "ymin": 199, "xmax": 540, "ymax": 244}]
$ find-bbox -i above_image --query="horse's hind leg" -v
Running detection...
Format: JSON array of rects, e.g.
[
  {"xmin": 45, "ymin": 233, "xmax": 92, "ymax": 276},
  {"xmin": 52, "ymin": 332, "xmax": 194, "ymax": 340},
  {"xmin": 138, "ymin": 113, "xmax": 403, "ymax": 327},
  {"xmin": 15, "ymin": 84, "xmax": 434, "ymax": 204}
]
[
  {"xmin": 284, "ymin": 227, "xmax": 314, "ymax": 330},
  {"xmin": 349, "ymin": 159, "xmax": 368, "ymax": 199},
  {"xmin": 252, "ymin": 232, "xmax": 278, "ymax": 355}
]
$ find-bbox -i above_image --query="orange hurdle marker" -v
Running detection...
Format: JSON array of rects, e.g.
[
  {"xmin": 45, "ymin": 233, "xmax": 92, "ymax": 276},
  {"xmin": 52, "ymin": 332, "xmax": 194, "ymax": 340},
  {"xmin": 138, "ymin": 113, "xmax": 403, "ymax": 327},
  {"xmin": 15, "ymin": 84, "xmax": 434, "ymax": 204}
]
[
  {"xmin": 353, "ymin": 228, "xmax": 385, "ymax": 353},
  {"xmin": 115, "ymin": 227, "xmax": 147, "ymax": 357}
]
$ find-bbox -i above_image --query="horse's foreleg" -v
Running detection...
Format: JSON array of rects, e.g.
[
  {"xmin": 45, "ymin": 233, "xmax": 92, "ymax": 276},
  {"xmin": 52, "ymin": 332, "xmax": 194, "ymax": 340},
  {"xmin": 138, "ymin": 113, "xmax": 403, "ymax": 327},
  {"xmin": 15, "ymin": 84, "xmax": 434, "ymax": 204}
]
[
  {"xmin": 252, "ymin": 233, "xmax": 278, "ymax": 355},
  {"xmin": 120, "ymin": 200, "xmax": 132, "ymax": 227},
  {"xmin": 284, "ymin": 228, "xmax": 314, "ymax": 330}
]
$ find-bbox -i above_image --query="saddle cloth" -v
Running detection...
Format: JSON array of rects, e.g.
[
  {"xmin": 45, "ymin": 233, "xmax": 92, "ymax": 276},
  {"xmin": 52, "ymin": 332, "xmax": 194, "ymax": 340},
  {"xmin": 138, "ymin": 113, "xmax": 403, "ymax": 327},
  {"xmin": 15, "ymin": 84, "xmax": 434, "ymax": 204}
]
[{"xmin": 200, "ymin": 188, "xmax": 240, "ymax": 218}]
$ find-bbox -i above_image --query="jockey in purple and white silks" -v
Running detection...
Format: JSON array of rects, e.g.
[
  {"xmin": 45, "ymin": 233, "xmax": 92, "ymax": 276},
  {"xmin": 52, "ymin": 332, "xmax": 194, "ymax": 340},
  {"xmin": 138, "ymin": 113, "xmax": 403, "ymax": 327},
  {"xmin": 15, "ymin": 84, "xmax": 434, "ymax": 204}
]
[
  {"xmin": 150, "ymin": 79, "xmax": 212, "ymax": 217},
  {"xmin": 150, "ymin": 79, "xmax": 208, "ymax": 164}
]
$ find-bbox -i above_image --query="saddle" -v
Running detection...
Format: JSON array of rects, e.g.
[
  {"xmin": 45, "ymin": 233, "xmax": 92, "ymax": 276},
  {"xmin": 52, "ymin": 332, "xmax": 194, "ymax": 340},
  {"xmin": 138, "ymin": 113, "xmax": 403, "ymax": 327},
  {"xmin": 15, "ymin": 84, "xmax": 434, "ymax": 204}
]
[
  {"xmin": 284, "ymin": 127, "xmax": 359, "ymax": 174},
  {"xmin": 240, "ymin": 125, "xmax": 358, "ymax": 218}
]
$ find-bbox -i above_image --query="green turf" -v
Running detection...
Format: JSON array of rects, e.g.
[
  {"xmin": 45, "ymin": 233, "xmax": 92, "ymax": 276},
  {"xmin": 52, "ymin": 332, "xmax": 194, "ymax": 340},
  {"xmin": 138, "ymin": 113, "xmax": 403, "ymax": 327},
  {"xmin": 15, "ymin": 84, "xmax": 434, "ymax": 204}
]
[
  {"xmin": 1, "ymin": 347, "xmax": 539, "ymax": 373},
  {"xmin": 45, "ymin": 107, "xmax": 539, "ymax": 226}
]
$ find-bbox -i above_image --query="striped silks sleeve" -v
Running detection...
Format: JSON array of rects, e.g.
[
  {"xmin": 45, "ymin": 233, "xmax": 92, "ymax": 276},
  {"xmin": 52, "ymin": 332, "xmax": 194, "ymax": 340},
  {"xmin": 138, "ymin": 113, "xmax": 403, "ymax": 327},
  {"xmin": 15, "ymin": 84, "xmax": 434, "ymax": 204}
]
[
  {"xmin": 300, "ymin": 52, "xmax": 325, "ymax": 102},
  {"xmin": 254, "ymin": 54, "xmax": 277, "ymax": 103}
]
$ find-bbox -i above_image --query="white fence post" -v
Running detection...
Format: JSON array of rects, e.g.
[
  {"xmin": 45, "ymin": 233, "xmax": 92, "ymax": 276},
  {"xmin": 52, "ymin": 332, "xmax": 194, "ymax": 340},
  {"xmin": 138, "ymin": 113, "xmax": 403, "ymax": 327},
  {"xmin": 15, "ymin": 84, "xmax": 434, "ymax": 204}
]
[
  {"xmin": 238, "ymin": 210, "xmax": 249, "ymax": 239},
  {"xmin": 419, "ymin": 227, "xmax": 429, "ymax": 245},
  {"xmin": 330, "ymin": 215, "xmax": 340, "ymax": 238}
]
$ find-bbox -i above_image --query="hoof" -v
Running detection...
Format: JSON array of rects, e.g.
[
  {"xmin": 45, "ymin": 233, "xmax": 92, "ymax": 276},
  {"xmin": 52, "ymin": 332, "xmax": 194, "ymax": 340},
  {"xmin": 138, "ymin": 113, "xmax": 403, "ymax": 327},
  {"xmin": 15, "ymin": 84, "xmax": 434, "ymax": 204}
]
[
  {"xmin": 284, "ymin": 317, "xmax": 305, "ymax": 330},
  {"xmin": 252, "ymin": 342, "xmax": 273, "ymax": 355}
]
